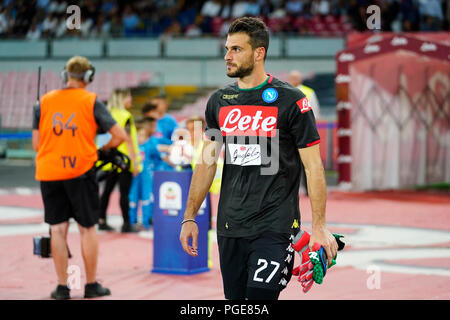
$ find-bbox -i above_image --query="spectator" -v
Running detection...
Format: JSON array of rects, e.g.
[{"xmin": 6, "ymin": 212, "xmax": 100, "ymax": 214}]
[
  {"xmin": 185, "ymin": 15, "xmax": 203, "ymax": 37},
  {"xmin": 260, "ymin": 0, "xmax": 275, "ymax": 17},
  {"xmin": 311, "ymin": 0, "xmax": 331, "ymax": 16},
  {"xmin": 200, "ymin": 0, "xmax": 221, "ymax": 33},
  {"xmin": 347, "ymin": 0, "xmax": 366, "ymax": 31},
  {"xmin": 54, "ymin": 14, "xmax": 69, "ymax": 38},
  {"xmin": 399, "ymin": 0, "xmax": 420, "ymax": 31},
  {"xmin": 122, "ymin": 4, "xmax": 140, "ymax": 36},
  {"xmin": 109, "ymin": 11, "xmax": 123, "ymax": 37},
  {"xmin": 246, "ymin": 0, "xmax": 261, "ymax": 17},
  {"xmin": 41, "ymin": 12, "xmax": 58, "ymax": 38},
  {"xmin": 48, "ymin": 0, "xmax": 67, "ymax": 15},
  {"xmin": 101, "ymin": 0, "xmax": 115, "ymax": 16},
  {"xmin": 201, "ymin": 0, "xmax": 222, "ymax": 17},
  {"xmin": 269, "ymin": 2, "xmax": 287, "ymax": 18},
  {"xmin": 285, "ymin": 0, "xmax": 304, "ymax": 17},
  {"xmin": 231, "ymin": 0, "xmax": 248, "ymax": 18},
  {"xmin": 0, "ymin": 0, "xmax": 446, "ymax": 39},
  {"xmin": 0, "ymin": 7, "xmax": 10, "ymax": 37},
  {"xmin": 26, "ymin": 18, "xmax": 41, "ymax": 40},
  {"xmin": 418, "ymin": 0, "xmax": 443, "ymax": 31},
  {"xmin": 36, "ymin": 0, "xmax": 51, "ymax": 11},
  {"xmin": 90, "ymin": 13, "xmax": 110, "ymax": 38},
  {"xmin": 12, "ymin": 1, "xmax": 35, "ymax": 36},
  {"xmin": 220, "ymin": 0, "xmax": 233, "ymax": 19},
  {"xmin": 80, "ymin": 15, "xmax": 94, "ymax": 38}
]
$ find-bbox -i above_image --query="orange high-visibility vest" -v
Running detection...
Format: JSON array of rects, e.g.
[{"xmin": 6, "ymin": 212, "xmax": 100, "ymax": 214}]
[{"xmin": 35, "ymin": 88, "xmax": 98, "ymax": 181}]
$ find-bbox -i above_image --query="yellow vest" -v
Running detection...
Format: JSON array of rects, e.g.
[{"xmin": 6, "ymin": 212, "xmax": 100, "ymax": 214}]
[
  {"xmin": 98, "ymin": 108, "xmax": 142, "ymax": 173},
  {"xmin": 298, "ymin": 84, "xmax": 315, "ymax": 100},
  {"xmin": 191, "ymin": 140, "xmax": 222, "ymax": 195}
]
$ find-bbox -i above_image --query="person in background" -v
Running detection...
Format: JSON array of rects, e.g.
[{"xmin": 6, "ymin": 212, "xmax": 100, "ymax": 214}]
[
  {"xmin": 98, "ymin": 89, "xmax": 141, "ymax": 233},
  {"xmin": 150, "ymin": 94, "xmax": 178, "ymax": 142},
  {"xmin": 32, "ymin": 55, "xmax": 124, "ymax": 299},
  {"xmin": 186, "ymin": 116, "xmax": 222, "ymax": 195},
  {"xmin": 167, "ymin": 127, "xmax": 195, "ymax": 172},
  {"xmin": 288, "ymin": 70, "xmax": 321, "ymax": 195},
  {"xmin": 288, "ymin": 70, "xmax": 321, "ymax": 120},
  {"xmin": 142, "ymin": 100, "xmax": 173, "ymax": 171},
  {"xmin": 186, "ymin": 115, "xmax": 223, "ymax": 269},
  {"xmin": 129, "ymin": 117, "xmax": 157, "ymax": 230}
]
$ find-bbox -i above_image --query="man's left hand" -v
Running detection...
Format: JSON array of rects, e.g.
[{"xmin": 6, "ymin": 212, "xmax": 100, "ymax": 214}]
[{"xmin": 309, "ymin": 227, "xmax": 338, "ymax": 267}]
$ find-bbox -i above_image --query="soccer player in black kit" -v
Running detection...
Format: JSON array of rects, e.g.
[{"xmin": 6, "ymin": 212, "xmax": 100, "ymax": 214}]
[{"xmin": 180, "ymin": 17, "xmax": 338, "ymax": 300}]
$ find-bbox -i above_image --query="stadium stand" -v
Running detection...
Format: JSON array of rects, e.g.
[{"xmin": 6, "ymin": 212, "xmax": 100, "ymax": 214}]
[
  {"xmin": 0, "ymin": 0, "xmax": 447, "ymax": 40},
  {"xmin": 0, "ymin": 70, "xmax": 151, "ymax": 129}
]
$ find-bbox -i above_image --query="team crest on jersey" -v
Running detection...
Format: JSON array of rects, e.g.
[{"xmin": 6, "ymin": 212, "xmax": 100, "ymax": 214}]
[{"xmin": 262, "ymin": 88, "xmax": 278, "ymax": 103}]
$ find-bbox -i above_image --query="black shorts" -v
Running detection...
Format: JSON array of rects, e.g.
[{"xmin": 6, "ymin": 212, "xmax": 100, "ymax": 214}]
[
  {"xmin": 218, "ymin": 232, "xmax": 295, "ymax": 300},
  {"xmin": 40, "ymin": 167, "xmax": 100, "ymax": 228}
]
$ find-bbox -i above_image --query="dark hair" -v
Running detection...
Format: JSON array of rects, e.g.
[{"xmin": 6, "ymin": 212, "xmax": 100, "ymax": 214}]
[
  {"xmin": 143, "ymin": 116, "xmax": 156, "ymax": 123},
  {"xmin": 141, "ymin": 101, "xmax": 158, "ymax": 115},
  {"xmin": 135, "ymin": 116, "xmax": 156, "ymax": 130},
  {"xmin": 228, "ymin": 17, "xmax": 269, "ymax": 60}
]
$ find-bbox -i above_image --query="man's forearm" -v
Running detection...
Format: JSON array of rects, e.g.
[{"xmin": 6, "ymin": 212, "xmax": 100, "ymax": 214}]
[
  {"xmin": 305, "ymin": 164, "xmax": 327, "ymax": 230},
  {"xmin": 103, "ymin": 124, "xmax": 127, "ymax": 150},
  {"xmin": 184, "ymin": 162, "xmax": 217, "ymax": 220},
  {"xmin": 32, "ymin": 130, "xmax": 40, "ymax": 152}
]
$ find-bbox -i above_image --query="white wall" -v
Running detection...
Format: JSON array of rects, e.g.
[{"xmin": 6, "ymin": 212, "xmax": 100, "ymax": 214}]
[{"xmin": 0, "ymin": 58, "xmax": 335, "ymax": 87}]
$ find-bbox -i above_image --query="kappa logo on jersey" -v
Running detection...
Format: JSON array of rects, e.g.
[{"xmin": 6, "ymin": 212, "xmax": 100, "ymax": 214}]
[
  {"xmin": 262, "ymin": 88, "xmax": 278, "ymax": 103},
  {"xmin": 296, "ymin": 97, "xmax": 312, "ymax": 113},
  {"xmin": 219, "ymin": 105, "xmax": 278, "ymax": 137}
]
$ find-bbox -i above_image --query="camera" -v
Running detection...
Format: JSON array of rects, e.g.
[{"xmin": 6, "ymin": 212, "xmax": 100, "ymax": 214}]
[
  {"xmin": 33, "ymin": 233, "xmax": 72, "ymax": 258},
  {"xmin": 96, "ymin": 148, "xmax": 130, "ymax": 181},
  {"xmin": 33, "ymin": 235, "xmax": 51, "ymax": 258}
]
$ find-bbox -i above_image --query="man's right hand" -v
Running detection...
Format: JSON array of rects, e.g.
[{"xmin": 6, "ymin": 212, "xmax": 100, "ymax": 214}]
[{"xmin": 179, "ymin": 221, "xmax": 199, "ymax": 257}]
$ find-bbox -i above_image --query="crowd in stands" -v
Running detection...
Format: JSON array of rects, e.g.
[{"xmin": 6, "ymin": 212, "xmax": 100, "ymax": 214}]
[{"xmin": 0, "ymin": 0, "xmax": 448, "ymax": 40}]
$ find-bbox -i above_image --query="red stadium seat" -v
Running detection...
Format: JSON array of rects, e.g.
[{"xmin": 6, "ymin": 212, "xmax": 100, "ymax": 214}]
[
  {"xmin": 0, "ymin": 71, "xmax": 151, "ymax": 129},
  {"xmin": 211, "ymin": 17, "xmax": 224, "ymax": 36}
]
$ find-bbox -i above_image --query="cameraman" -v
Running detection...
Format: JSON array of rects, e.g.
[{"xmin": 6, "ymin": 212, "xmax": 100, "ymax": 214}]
[{"xmin": 32, "ymin": 56, "xmax": 128, "ymax": 300}]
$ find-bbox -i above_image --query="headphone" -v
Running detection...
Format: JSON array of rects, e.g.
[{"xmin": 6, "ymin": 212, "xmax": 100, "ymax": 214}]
[{"xmin": 61, "ymin": 64, "xmax": 95, "ymax": 83}]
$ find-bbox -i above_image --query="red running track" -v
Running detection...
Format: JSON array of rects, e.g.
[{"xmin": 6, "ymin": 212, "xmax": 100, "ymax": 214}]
[{"xmin": 0, "ymin": 190, "xmax": 449, "ymax": 300}]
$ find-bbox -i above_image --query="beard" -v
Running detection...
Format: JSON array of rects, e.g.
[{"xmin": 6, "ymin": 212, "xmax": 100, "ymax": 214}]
[{"xmin": 226, "ymin": 59, "xmax": 254, "ymax": 78}]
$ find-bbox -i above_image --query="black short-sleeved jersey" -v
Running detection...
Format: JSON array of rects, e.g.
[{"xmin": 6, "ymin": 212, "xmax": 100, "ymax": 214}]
[{"xmin": 205, "ymin": 75, "xmax": 320, "ymax": 238}]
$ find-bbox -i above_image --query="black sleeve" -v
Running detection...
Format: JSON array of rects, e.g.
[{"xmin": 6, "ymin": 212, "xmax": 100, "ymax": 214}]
[
  {"xmin": 94, "ymin": 100, "xmax": 117, "ymax": 134},
  {"xmin": 286, "ymin": 91, "xmax": 321, "ymax": 149},
  {"xmin": 32, "ymin": 102, "xmax": 40, "ymax": 130},
  {"xmin": 204, "ymin": 92, "xmax": 221, "ymax": 140}
]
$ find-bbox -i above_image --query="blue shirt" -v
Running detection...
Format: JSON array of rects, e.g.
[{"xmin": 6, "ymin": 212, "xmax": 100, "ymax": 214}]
[
  {"xmin": 146, "ymin": 136, "xmax": 173, "ymax": 172},
  {"xmin": 156, "ymin": 114, "xmax": 178, "ymax": 141}
]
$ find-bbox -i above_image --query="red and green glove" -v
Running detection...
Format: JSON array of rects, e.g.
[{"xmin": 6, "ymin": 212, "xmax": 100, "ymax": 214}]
[{"xmin": 291, "ymin": 231, "xmax": 345, "ymax": 293}]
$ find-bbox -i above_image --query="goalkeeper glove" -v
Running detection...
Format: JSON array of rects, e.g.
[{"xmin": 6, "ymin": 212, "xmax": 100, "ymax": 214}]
[
  {"xmin": 291, "ymin": 230, "xmax": 321, "ymax": 293},
  {"xmin": 308, "ymin": 234, "xmax": 346, "ymax": 285},
  {"xmin": 291, "ymin": 231, "xmax": 345, "ymax": 293}
]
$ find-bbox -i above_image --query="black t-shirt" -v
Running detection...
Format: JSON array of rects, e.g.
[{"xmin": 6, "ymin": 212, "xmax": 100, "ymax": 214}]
[{"xmin": 205, "ymin": 75, "xmax": 320, "ymax": 238}]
